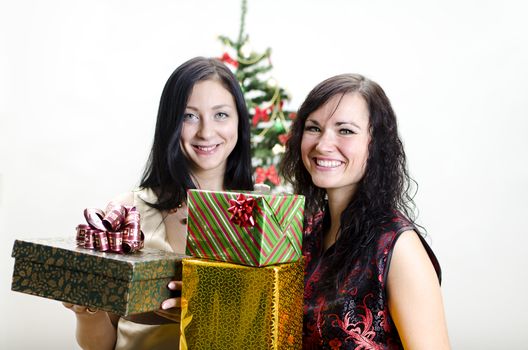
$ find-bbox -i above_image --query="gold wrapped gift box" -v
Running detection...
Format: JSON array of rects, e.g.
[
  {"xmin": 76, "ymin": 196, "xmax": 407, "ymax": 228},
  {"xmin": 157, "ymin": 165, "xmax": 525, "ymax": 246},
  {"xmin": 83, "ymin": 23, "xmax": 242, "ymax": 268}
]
[{"xmin": 180, "ymin": 257, "xmax": 304, "ymax": 349}]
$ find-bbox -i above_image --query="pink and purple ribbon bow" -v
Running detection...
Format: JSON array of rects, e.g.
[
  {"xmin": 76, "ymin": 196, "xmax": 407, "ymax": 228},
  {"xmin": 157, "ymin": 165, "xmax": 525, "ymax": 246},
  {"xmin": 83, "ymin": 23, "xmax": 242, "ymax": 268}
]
[{"xmin": 76, "ymin": 202, "xmax": 144, "ymax": 253}]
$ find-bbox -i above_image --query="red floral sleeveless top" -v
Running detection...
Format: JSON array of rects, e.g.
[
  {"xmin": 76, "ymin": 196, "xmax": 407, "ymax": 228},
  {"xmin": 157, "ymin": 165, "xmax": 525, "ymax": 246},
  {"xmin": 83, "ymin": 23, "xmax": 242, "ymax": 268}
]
[{"xmin": 302, "ymin": 211, "xmax": 441, "ymax": 349}]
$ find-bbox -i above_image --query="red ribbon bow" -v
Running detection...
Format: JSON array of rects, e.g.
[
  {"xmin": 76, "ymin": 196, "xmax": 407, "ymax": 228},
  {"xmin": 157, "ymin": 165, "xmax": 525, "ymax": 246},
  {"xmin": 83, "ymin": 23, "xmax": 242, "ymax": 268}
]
[
  {"xmin": 252, "ymin": 106, "xmax": 272, "ymax": 127},
  {"xmin": 219, "ymin": 52, "xmax": 239, "ymax": 68},
  {"xmin": 227, "ymin": 194, "xmax": 257, "ymax": 228},
  {"xmin": 255, "ymin": 165, "xmax": 280, "ymax": 186},
  {"xmin": 76, "ymin": 202, "xmax": 144, "ymax": 254}
]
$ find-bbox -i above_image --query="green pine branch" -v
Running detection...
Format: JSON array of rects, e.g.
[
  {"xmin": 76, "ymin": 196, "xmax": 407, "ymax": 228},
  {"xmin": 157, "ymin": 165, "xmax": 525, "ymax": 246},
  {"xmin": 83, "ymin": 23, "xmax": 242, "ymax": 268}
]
[{"xmin": 216, "ymin": 0, "xmax": 296, "ymax": 187}]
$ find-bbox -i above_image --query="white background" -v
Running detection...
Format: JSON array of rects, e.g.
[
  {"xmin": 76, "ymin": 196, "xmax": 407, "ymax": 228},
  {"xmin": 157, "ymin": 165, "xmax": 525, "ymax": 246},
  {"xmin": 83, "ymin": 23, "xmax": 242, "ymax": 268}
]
[{"xmin": 1, "ymin": 0, "xmax": 527, "ymax": 348}]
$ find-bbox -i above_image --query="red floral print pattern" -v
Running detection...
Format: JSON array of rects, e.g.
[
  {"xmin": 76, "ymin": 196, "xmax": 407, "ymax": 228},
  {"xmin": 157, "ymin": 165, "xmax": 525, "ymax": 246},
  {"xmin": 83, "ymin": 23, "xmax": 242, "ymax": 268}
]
[{"xmin": 302, "ymin": 211, "xmax": 441, "ymax": 349}]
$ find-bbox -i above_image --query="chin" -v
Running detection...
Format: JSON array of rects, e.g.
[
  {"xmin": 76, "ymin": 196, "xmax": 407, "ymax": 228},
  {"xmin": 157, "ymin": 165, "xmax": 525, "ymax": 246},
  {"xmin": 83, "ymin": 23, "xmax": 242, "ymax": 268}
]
[{"xmin": 310, "ymin": 179, "xmax": 332, "ymax": 189}]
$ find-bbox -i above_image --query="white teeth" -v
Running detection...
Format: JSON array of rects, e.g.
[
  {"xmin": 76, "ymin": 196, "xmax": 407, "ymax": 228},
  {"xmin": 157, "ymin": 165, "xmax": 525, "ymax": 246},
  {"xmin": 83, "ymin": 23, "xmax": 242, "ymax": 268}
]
[
  {"xmin": 315, "ymin": 159, "xmax": 342, "ymax": 168},
  {"xmin": 195, "ymin": 145, "xmax": 217, "ymax": 152}
]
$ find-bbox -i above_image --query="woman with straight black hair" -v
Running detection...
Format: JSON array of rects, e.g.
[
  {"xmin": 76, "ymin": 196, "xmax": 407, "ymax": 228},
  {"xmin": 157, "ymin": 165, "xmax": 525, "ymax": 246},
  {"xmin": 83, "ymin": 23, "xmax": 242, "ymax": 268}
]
[
  {"xmin": 281, "ymin": 73, "xmax": 450, "ymax": 349},
  {"xmin": 140, "ymin": 56, "xmax": 253, "ymax": 210},
  {"xmin": 64, "ymin": 56, "xmax": 253, "ymax": 350}
]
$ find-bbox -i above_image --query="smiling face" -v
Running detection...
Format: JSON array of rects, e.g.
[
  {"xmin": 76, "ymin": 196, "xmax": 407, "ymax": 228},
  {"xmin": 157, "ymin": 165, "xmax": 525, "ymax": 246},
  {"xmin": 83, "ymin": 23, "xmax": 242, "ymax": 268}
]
[
  {"xmin": 180, "ymin": 79, "xmax": 239, "ymax": 181},
  {"xmin": 301, "ymin": 92, "xmax": 371, "ymax": 198}
]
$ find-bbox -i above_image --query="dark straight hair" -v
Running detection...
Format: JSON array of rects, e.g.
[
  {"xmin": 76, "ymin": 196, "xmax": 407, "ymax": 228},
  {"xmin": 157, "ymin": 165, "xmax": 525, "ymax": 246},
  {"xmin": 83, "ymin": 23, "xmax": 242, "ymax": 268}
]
[{"xmin": 140, "ymin": 57, "xmax": 253, "ymax": 211}]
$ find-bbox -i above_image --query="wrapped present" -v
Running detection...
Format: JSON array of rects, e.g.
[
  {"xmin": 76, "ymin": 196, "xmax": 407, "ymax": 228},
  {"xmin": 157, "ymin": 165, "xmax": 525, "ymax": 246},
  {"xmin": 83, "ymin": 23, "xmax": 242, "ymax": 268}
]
[
  {"xmin": 11, "ymin": 237, "xmax": 186, "ymax": 316},
  {"xmin": 180, "ymin": 258, "xmax": 303, "ymax": 350},
  {"xmin": 187, "ymin": 189, "xmax": 305, "ymax": 266}
]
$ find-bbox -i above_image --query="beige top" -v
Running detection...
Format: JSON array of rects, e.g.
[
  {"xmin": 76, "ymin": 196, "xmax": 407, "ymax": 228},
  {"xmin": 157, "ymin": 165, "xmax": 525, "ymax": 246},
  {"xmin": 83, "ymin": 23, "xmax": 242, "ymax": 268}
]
[{"xmin": 114, "ymin": 188, "xmax": 184, "ymax": 350}]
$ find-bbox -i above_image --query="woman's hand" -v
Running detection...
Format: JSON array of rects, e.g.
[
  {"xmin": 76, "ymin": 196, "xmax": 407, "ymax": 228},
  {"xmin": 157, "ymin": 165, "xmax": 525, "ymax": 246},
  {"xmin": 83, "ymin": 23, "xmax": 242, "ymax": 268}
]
[
  {"xmin": 63, "ymin": 302, "xmax": 100, "ymax": 316},
  {"xmin": 162, "ymin": 280, "xmax": 183, "ymax": 309},
  {"xmin": 154, "ymin": 280, "xmax": 183, "ymax": 322},
  {"xmin": 62, "ymin": 302, "xmax": 118, "ymax": 350}
]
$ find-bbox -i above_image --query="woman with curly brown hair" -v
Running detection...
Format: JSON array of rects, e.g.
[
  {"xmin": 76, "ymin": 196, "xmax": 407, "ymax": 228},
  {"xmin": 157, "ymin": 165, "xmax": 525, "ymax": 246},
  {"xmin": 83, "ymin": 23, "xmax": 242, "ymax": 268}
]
[{"xmin": 281, "ymin": 74, "xmax": 450, "ymax": 349}]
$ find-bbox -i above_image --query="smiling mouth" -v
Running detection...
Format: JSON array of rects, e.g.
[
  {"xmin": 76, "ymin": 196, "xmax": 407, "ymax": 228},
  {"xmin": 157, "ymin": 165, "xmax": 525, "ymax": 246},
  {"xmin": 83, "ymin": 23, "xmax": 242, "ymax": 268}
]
[
  {"xmin": 193, "ymin": 144, "xmax": 220, "ymax": 153},
  {"xmin": 314, "ymin": 158, "xmax": 343, "ymax": 168}
]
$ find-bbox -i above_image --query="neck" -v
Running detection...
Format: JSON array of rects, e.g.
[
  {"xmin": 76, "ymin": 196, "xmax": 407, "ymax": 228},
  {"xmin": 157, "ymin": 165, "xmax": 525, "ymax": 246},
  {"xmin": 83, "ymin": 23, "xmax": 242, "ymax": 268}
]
[
  {"xmin": 324, "ymin": 187, "xmax": 356, "ymax": 249},
  {"xmin": 191, "ymin": 168, "xmax": 225, "ymax": 191}
]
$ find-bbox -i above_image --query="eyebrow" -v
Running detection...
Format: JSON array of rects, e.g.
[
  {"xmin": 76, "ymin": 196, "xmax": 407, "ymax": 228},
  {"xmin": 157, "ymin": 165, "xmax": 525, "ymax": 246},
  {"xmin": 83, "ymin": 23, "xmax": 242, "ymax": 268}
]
[
  {"xmin": 306, "ymin": 119, "xmax": 362, "ymax": 129},
  {"xmin": 336, "ymin": 121, "xmax": 361, "ymax": 129},
  {"xmin": 186, "ymin": 104, "xmax": 233, "ymax": 111}
]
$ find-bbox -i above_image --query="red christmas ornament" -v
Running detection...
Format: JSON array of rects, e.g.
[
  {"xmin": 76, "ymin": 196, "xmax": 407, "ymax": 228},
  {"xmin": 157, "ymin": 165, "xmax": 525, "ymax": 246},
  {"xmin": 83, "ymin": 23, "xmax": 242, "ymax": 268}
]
[{"xmin": 278, "ymin": 133, "xmax": 290, "ymax": 145}]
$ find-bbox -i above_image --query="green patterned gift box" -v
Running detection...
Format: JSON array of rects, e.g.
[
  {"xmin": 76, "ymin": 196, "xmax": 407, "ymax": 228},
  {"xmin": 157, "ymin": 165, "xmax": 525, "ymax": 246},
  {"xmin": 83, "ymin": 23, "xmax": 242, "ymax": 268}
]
[
  {"xmin": 186, "ymin": 189, "xmax": 305, "ymax": 267},
  {"xmin": 11, "ymin": 237, "xmax": 185, "ymax": 316}
]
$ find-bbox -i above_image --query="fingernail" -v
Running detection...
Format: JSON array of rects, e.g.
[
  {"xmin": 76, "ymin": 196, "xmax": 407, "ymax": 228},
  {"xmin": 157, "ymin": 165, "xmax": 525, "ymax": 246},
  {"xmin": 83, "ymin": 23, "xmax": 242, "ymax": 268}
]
[
  {"xmin": 168, "ymin": 282, "xmax": 175, "ymax": 289},
  {"xmin": 161, "ymin": 302, "xmax": 169, "ymax": 310}
]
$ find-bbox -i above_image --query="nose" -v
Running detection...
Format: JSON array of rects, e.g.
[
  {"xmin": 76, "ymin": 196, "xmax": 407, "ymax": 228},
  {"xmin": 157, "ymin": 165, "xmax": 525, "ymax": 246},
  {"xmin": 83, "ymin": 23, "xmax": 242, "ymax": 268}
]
[
  {"xmin": 196, "ymin": 116, "xmax": 214, "ymax": 139},
  {"xmin": 314, "ymin": 130, "xmax": 335, "ymax": 153}
]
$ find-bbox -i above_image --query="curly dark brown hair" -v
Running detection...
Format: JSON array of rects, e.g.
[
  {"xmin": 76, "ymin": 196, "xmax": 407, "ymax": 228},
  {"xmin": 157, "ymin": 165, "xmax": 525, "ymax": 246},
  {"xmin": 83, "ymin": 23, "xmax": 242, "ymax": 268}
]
[{"xmin": 280, "ymin": 73, "xmax": 418, "ymax": 290}]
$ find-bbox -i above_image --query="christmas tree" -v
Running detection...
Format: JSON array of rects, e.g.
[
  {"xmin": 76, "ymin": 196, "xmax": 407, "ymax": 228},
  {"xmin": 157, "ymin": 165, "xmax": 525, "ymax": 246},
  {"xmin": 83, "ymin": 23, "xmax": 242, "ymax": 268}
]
[{"xmin": 218, "ymin": 0, "xmax": 295, "ymax": 190}]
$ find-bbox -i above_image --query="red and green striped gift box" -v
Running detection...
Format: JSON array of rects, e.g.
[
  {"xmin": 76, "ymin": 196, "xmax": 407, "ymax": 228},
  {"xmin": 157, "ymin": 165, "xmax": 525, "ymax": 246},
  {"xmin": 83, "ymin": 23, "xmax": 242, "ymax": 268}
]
[{"xmin": 186, "ymin": 189, "xmax": 305, "ymax": 267}]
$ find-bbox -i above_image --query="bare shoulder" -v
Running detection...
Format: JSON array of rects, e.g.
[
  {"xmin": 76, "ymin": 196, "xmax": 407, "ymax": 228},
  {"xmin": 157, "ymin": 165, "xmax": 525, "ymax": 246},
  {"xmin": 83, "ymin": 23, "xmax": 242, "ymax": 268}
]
[
  {"xmin": 389, "ymin": 230, "xmax": 438, "ymax": 284},
  {"xmin": 395, "ymin": 230, "xmax": 425, "ymax": 251},
  {"xmin": 387, "ymin": 230, "xmax": 450, "ymax": 349}
]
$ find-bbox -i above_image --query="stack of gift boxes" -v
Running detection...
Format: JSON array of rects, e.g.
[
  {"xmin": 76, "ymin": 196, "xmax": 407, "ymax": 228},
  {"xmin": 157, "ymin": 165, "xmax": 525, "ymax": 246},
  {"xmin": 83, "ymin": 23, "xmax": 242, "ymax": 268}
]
[
  {"xmin": 10, "ymin": 191, "xmax": 306, "ymax": 348},
  {"xmin": 182, "ymin": 189, "xmax": 305, "ymax": 350}
]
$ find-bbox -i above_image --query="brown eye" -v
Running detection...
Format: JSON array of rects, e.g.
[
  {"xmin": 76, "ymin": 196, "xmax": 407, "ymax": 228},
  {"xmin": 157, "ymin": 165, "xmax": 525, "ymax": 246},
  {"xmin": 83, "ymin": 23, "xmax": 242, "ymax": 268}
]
[{"xmin": 304, "ymin": 125, "xmax": 320, "ymax": 132}]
